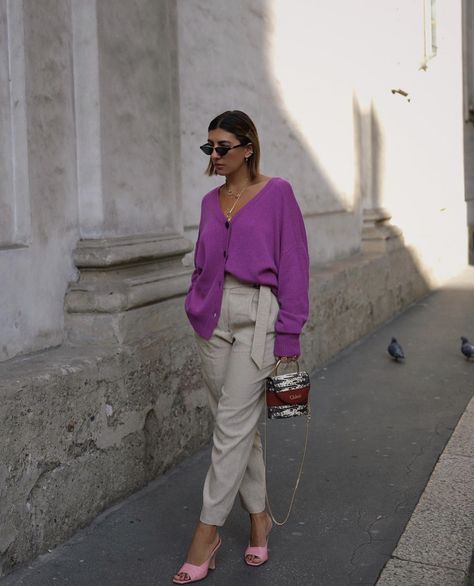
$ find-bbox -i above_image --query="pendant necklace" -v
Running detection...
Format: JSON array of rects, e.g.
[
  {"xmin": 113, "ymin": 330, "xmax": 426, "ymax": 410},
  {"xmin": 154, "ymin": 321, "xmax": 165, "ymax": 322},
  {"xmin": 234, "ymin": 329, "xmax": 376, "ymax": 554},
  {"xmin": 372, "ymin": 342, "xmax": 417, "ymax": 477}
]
[
  {"xmin": 224, "ymin": 181, "xmax": 249, "ymax": 221},
  {"xmin": 225, "ymin": 182, "xmax": 240, "ymax": 197}
]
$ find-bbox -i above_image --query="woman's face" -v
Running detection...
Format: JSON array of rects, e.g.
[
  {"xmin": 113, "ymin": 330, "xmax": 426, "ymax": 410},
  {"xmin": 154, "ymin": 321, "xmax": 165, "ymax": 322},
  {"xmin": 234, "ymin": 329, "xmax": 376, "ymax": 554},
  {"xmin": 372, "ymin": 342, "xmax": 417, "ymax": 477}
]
[{"xmin": 207, "ymin": 128, "xmax": 253, "ymax": 176}]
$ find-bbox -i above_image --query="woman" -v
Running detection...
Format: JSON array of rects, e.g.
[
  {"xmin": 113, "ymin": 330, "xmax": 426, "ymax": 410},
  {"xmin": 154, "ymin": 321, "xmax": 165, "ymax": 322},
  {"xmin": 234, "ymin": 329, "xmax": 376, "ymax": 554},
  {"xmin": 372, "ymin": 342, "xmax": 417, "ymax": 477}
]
[{"xmin": 173, "ymin": 110, "xmax": 309, "ymax": 584}]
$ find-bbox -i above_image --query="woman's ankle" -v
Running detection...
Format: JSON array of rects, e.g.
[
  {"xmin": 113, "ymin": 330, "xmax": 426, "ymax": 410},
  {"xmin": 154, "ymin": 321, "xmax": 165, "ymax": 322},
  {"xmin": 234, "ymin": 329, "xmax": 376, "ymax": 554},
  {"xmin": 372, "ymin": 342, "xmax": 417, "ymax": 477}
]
[
  {"xmin": 249, "ymin": 511, "xmax": 268, "ymax": 523},
  {"xmin": 194, "ymin": 522, "xmax": 218, "ymax": 542},
  {"xmin": 185, "ymin": 523, "xmax": 219, "ymax": 564}
]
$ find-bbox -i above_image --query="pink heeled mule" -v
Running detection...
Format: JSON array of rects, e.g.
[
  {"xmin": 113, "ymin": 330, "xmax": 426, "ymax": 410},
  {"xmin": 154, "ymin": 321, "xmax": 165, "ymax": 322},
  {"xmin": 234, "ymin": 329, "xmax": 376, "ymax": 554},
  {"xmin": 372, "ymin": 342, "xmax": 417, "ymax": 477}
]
[
  {"xmin": 244, "ymin": 515, "xmax": 273, "ymax": 567},
  {"xmin": 244, "ymin": 543, "xmax": 269, "ymax": 567},
  {"xmin": 172, "ymin": 538, "xmax": 221, "ymax": 584}
]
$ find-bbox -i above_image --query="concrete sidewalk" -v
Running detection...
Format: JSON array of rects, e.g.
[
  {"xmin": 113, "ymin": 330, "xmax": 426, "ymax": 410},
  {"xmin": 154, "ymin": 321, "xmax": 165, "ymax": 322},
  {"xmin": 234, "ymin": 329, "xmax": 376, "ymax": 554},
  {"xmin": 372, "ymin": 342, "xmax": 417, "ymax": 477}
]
[
  {"xmin": 2, "ymin": 268, "xmax": 474, "ymax": 586},
  {"xmin": 376, "ymin": 392, "xmax": 474, "ymax": 585}
]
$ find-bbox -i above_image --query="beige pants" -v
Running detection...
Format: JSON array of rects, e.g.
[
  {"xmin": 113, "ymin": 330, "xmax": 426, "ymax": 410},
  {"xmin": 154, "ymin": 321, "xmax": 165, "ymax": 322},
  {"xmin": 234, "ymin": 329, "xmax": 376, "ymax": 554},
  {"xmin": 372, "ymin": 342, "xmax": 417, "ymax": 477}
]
[{"xmin": 195, "ymin": 273, "xmax": 280, "ymax": 526}]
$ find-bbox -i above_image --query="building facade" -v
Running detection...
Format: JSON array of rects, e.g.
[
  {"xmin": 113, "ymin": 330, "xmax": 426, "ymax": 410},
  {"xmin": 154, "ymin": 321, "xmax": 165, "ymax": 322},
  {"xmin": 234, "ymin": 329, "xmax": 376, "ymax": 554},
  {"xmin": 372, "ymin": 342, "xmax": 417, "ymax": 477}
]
[{"xmin": 0, "ymin": 0, "xmax": 470, "ymax": 575}]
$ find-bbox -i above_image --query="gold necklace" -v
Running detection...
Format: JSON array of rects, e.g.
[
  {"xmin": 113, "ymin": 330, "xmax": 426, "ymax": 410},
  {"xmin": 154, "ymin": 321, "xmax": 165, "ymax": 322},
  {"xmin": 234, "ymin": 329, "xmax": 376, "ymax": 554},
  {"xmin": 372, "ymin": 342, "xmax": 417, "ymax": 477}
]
[
  {"xmin": 225, "ymin": 180, "xmax": 249, "ymax": 198},
  {"xmin": 225, "ymin": 181, "xmax": 249, "ymax": 220}
]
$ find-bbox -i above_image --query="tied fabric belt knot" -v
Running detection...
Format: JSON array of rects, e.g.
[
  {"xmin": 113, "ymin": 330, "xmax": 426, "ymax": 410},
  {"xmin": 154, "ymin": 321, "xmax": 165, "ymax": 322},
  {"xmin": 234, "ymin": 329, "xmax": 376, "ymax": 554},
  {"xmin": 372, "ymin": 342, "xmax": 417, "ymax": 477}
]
[{"xmin": 250, "ymin": 284, "xmax": 272, "ymax": 370}]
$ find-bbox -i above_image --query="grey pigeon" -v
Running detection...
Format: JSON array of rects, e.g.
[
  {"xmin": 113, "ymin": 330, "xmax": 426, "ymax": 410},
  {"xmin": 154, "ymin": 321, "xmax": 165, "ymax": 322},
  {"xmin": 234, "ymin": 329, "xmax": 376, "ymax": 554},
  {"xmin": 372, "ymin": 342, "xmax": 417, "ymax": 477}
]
[
  {"xmin": 388, "ymin": 337, "xmax": 405, "ymax": 361},
  {"xmin": 460, "ymin": 337, "xmax": 474, "ymax": 360}
]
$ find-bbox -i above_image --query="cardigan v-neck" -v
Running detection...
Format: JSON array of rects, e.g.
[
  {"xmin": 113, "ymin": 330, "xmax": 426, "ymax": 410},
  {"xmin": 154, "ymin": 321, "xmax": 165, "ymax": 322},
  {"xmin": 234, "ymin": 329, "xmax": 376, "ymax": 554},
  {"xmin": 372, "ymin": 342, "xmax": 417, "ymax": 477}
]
[
  {"xmin": 185, "ymin": 177, "xmax": 309, "ymax": 357},
  {"xmin": 214, "ymin": 177, "xmax": 275, "ymax": 223}
]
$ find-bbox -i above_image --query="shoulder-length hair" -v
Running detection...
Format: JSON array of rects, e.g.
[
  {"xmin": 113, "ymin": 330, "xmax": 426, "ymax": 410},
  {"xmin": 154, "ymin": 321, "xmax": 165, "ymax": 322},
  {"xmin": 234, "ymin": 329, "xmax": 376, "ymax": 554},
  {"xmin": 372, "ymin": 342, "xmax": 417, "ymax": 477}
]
[{"xmin": 205, "ymin": 110, "xmax": 261, "ymax": 180}]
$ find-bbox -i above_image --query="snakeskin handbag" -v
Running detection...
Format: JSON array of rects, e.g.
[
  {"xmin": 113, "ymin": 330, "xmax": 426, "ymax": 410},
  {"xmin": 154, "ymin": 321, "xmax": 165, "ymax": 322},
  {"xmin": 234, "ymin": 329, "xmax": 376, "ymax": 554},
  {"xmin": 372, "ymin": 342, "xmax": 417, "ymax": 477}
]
[{"xmin": 265, "ymin": 359, "xmax": 310, "ymax": 419}]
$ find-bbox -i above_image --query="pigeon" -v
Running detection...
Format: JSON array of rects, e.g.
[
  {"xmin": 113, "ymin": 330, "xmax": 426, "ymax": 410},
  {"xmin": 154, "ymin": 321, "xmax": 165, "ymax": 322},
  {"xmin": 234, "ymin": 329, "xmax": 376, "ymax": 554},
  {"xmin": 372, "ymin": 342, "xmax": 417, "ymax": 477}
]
[
  {"xmin": 388, "ymin": 337, "xmax": 405, "ymax": 361},
  {"xmin": 460, "ymin": 337, "xmax": 474, "ymax": 360}
]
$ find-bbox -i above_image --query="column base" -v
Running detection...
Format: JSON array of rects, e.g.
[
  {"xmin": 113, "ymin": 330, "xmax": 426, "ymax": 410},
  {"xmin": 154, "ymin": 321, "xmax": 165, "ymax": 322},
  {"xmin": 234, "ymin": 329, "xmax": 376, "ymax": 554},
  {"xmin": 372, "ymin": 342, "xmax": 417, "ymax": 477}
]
[
  {"xmin": 362, "ymin": 208, "xmax": 404, "ymax": 254},
  {"xmin": 65, "ymin": 233, "xmax": 193, "ymax": 344}
]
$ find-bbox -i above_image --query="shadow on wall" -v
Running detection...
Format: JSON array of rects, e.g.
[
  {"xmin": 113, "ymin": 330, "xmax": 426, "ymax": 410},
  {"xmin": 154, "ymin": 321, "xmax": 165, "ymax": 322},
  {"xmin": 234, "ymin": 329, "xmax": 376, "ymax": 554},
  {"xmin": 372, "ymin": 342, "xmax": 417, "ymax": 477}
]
[
  {"xmin": 179, "ymin": 0, "xmax": 364, "ymax": 264},
  {"xmin": 177, "ymin": 0, "xmax": 439, "ymax": 375},
  {"xmin": 180, "ymin": 0, "xmax": 466, "ymax": 277}
]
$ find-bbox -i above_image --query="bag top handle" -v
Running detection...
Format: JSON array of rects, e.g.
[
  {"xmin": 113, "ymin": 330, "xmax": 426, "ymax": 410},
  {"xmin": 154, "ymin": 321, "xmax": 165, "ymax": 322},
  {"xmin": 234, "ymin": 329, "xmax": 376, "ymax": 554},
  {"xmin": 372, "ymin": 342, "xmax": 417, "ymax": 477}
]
[{"xmin": 272, "ymin": 358, "xmax": 300, "ymax": 377}]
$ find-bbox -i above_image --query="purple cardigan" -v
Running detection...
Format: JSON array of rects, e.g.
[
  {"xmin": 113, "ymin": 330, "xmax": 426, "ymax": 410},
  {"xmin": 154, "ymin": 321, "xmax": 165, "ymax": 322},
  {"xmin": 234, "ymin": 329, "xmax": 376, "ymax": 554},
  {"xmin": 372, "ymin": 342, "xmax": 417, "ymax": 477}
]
[{"xmin": 184, "ymin": 177, "xmax": 309, "ymax": 357}]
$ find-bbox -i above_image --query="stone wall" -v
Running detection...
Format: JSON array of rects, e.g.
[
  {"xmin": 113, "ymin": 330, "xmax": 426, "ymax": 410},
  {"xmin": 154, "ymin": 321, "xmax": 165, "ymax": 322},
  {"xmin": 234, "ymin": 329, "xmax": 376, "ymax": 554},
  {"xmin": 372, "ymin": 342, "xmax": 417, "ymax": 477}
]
[
  {"xmin": 0, "ymin": 245, "xmax": 429, "ymax": 576},
  {"xmin": 0, "ymin": 295, "xmax": 210, "ymax": 574}
]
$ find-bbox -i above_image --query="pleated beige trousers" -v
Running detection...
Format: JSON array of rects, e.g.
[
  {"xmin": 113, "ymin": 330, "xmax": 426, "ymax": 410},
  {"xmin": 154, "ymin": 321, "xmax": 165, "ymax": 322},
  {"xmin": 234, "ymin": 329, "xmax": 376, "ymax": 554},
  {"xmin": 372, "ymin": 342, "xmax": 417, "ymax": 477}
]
[{"xmin": 195, "ymin": 273, "xmax": 280, "ymax": 526}]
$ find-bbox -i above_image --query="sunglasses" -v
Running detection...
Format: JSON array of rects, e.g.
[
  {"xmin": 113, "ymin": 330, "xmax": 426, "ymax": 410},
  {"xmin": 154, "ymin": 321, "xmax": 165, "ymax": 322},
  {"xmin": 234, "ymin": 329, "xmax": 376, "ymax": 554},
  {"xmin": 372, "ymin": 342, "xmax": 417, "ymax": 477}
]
[{"xmin": 200, "ymin": 143, "xmax": 247, "ymax": 157}]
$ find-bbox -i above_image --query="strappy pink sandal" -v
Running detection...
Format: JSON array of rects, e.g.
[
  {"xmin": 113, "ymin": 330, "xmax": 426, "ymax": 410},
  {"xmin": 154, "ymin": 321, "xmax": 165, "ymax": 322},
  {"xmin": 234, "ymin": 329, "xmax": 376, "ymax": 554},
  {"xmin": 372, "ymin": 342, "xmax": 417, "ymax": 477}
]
[
  {"xmin": 172, "ymin": 538, "xmax": 221, "ymax": 584},
  {"xmin": 244, "ymin": 515, "xmax": 273, "ymax": 567}
]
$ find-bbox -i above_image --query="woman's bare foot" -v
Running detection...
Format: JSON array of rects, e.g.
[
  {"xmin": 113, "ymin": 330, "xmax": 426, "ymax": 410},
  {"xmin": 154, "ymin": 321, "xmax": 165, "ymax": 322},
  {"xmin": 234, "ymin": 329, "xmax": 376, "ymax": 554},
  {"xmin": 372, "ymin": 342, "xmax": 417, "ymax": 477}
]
[{"xmin": 173, "ymin": 522, "xmax": 219, "ymax": 582}]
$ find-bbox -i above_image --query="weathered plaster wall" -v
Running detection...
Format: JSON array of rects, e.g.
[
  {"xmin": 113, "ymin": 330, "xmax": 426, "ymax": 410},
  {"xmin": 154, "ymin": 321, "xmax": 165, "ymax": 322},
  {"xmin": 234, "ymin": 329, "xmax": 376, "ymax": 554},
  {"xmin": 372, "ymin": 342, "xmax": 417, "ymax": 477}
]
[
  {"xmin": 95, "ymin": 0, "xmax": 181, "ymax": 237},
  {"xmin": 0, "ymin": 300, "xmax": 211, "ymax": 574},
  {"xmin": 0, "ymin": 0, "xmax": 182, "ymax": 362},
  {"xmin": 0, "ymin": 1, "xmax": 79, "ymax": 362}
]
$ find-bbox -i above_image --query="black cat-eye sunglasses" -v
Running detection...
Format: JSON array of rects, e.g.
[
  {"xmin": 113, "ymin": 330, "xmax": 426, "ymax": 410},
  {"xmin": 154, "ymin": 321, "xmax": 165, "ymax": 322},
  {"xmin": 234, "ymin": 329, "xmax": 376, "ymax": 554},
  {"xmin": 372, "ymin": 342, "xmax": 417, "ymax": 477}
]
[{"xmin": 200, "ymin": 143, "xmax": 246, "ymax": 157}]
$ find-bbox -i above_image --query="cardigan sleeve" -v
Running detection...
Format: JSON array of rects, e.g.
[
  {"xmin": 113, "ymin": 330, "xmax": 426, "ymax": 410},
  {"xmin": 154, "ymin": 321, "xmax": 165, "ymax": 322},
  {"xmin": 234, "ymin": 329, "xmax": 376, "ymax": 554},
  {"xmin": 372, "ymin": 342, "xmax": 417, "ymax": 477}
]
[
  {"xmin": 185, "ymin": 202, "xmax": 203, "ymax": 296},
  {"xmin": 273, "ymin": 183, "xmax": 310, "ymax": 357},
  {"xmin": 186, "ymin": 238, "xmax": 200, "ymax": 298}
]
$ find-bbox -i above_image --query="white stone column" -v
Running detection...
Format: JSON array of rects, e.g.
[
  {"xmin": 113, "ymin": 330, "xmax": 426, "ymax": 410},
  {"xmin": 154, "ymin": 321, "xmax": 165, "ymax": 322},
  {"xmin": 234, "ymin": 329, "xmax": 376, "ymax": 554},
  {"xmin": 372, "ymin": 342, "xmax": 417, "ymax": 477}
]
[
  {"xmin": 0, "ymin": 0, "xmax": 30, "ymax": 249},
  {"xmin": 71, "ymin": 0, "xmax": 182, "ymax": 238},
  {"xmin": 356, "ymin": 96, "xmax": 403, "ymax": 254},
  {"xmin": 67, "ymin": 0, "xmax": 191, "ymax": 342},
  {"xmin": 71, "ymin": 0, "xmax": 104, "ymax": 237}
]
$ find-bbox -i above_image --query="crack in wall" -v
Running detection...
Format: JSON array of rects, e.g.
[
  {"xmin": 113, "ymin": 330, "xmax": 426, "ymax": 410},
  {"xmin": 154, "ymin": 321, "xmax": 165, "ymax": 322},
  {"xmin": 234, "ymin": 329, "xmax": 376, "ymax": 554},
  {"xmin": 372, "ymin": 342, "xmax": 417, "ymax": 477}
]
[{"xmin": 25, "ymin": 461, "xmax": 62, "ymax": 503}]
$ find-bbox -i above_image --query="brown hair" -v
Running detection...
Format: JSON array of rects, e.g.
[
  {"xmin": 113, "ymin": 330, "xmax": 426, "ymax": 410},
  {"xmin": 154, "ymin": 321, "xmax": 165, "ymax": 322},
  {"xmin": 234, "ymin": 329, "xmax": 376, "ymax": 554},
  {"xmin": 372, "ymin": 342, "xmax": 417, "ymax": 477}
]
[{"xmin": 205, "ymin": 110, "xmax": 261, "ymax": 180}]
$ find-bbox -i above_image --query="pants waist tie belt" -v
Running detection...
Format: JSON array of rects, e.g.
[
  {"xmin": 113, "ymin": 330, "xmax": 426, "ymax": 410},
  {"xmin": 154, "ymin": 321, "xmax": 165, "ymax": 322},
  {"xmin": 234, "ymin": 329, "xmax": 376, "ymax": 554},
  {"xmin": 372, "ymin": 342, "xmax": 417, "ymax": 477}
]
[
  {"xmin": 250, "ymin": 284, "xmax": 272, "ymax": 370},
  {"xmin": 222, "ymin": 274, "xmax": 273, "ymax": 370}
]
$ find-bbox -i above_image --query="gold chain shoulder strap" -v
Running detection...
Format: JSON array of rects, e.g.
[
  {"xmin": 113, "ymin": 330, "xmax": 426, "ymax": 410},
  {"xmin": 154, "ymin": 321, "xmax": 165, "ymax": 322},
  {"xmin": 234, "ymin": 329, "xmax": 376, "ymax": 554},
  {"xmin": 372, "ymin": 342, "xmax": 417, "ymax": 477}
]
[{"xmin": 263, "ymin": 400, "xmax": 312, "ymax": 526}]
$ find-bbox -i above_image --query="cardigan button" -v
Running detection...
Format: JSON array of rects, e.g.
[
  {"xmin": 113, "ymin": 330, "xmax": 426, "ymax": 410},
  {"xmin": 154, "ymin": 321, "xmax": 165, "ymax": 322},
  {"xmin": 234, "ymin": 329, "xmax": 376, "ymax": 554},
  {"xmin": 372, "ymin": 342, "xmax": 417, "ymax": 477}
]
[
  {"xmin": 223, "ymin": 250, "xmax": 226, "ymax": 258},
  {"xmin": 225, "ymin": 220, "xmax": 230, "ymax": 229}
]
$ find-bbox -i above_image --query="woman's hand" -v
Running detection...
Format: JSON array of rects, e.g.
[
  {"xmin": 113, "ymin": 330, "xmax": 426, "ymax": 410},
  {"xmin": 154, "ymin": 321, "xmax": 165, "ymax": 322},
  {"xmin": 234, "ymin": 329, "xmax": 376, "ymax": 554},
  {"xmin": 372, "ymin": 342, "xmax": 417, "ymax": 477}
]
[{"xmin": 276, "ymin": 355, "xmax": 298, "ymax": 363}]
